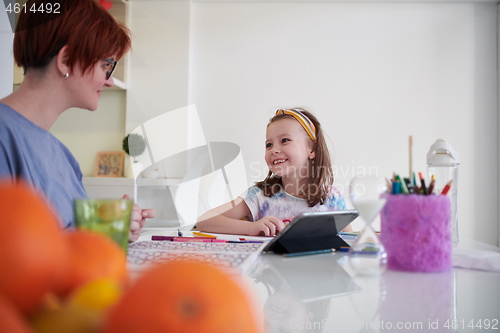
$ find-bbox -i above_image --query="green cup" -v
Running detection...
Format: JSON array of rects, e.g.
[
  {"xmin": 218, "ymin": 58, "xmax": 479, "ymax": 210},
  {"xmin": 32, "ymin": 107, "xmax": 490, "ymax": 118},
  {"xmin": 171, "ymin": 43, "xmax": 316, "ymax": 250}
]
[{"xmin": 74, "ymin": 199, "xmax": 133, "ymax": 253}]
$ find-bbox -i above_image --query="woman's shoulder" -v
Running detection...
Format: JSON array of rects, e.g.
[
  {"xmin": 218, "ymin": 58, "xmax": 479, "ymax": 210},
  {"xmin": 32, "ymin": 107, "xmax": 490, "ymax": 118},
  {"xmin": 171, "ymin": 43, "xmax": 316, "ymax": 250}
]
[
  {"xmin": 0, "ymin": 103, "xmax": 47, "ymax": 135},
  {"xmin": 0, "ymin": 103, "xmax": 19, "ymax": 130}
]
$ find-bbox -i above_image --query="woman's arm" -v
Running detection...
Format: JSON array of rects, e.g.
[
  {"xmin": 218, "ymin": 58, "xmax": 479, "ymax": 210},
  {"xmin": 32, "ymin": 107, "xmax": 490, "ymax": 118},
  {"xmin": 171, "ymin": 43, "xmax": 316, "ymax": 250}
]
[{"xmin": 341, "ymin": 223, "xmax": 353, "ymax": 233}]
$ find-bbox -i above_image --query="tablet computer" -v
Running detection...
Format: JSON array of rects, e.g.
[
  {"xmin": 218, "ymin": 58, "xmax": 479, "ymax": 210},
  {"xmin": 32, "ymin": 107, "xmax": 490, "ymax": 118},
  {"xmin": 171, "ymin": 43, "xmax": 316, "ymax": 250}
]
[{"xmin": 262, "ymin": 210, "xmax": 358, "ymax": 254}]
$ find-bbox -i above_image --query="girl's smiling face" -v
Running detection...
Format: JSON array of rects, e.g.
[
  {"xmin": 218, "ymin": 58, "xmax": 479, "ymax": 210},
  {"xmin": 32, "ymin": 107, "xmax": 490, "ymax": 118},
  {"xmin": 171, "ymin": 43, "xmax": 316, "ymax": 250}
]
[{"xmin": 265, "ymin": 118, "xmax": 316, "ymax": 180}]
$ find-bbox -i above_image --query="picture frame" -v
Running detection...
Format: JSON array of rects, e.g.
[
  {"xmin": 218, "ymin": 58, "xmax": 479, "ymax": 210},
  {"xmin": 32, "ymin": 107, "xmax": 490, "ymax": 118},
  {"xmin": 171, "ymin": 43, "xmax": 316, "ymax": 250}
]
[{"xmin": 94, "ymin": 151, "xmax": 124, "ymax": 178}]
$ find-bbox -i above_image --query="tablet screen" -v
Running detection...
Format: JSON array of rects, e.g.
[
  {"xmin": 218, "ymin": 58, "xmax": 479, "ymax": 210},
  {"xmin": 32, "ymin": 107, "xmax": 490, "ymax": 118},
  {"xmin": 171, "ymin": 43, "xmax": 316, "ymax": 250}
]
[{"xmin": 263, "ymin": 210, "xmax": 358, "ymax": 254}]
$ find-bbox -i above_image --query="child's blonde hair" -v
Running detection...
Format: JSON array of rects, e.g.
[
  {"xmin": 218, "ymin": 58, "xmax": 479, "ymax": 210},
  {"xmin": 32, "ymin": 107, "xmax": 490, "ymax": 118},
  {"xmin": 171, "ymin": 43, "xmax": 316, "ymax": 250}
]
[{"xmin": 256, "ymin": 108, "xmax": 334, "ymax": 207}]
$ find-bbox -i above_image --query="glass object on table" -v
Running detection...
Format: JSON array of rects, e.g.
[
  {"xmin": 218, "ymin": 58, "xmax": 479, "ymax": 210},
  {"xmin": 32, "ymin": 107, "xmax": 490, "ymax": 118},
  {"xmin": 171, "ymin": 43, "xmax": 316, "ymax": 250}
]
[
  {"xmin": 74, "ymin": 199, "xmax": 133, "ymax": 253},
  {"xmin": 348, "ymin": 176, "xmax": 388, "ymax": 276}
]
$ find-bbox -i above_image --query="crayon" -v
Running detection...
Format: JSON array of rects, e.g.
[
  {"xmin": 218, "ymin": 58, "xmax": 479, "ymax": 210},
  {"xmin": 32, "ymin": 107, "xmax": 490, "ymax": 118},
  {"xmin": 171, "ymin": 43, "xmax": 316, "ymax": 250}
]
[
  {"xmin": 192, "ymin": 231, "xmax": 217, "ymax": 238},
  {"xmin": 385, "ymin": 178, "xmax": 392, "ymax": 193},
  {"xmin": 173, "ymin": 237, "xmax": 212, "ymax": 242}
]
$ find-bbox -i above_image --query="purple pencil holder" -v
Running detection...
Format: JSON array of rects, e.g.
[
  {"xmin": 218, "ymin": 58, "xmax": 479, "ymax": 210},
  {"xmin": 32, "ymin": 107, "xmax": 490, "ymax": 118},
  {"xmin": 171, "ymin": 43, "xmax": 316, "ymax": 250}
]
[{"xmin": 381, "ymin": 194, "xmax": 452, "ymax": 272}]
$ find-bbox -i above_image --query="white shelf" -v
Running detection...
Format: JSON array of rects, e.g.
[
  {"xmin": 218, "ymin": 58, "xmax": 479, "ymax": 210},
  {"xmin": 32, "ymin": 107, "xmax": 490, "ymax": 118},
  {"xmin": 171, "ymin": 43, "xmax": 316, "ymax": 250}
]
[{"xmin": 83, "ymin": 177, "xmax": 181, "ymax": 187}]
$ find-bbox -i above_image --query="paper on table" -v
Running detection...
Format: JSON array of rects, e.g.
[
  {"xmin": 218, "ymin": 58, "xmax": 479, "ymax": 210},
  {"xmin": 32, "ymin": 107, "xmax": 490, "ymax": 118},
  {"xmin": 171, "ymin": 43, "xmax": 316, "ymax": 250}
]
[{"xmin": 452, "ymin": 247, "xmax": 500, "ymax": 273}]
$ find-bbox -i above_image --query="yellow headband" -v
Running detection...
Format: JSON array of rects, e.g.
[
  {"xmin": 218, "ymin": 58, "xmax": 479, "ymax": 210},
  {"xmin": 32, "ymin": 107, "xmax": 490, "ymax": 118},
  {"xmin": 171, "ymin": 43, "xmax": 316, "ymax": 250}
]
[{"xmin": 275, "ymin": 109, "xmax": 317, "ymax": 142}]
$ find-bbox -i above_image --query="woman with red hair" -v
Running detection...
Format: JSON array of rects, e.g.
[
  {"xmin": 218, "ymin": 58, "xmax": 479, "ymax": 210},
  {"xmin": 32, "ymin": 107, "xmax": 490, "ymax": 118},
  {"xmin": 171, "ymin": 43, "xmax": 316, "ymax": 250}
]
[{"xmin": 0, "ymin": 0, "xmax": 155, "ymax": 241}]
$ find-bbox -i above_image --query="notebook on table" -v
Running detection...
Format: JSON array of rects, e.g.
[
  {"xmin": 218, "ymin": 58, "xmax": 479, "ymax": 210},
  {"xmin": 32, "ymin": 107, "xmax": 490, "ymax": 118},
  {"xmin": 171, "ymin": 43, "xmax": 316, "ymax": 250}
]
[{"xmin": 127, "ymin": 240, "xmax": 268, "ymax": 274}]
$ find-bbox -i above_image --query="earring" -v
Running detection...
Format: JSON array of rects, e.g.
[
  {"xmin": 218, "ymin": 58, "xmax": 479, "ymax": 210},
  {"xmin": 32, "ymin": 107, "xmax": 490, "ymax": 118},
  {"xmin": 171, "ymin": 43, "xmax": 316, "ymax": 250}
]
[{"xmin": 63, "ymin": 73, "xmax": 69, "ymax": 78}]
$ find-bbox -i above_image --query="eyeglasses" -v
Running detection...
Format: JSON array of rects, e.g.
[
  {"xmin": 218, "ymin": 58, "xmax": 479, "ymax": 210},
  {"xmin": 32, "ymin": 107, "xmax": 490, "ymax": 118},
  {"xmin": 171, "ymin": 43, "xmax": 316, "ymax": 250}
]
[{"xmin": 103, "ymin": 58, "xmax": 118, "ymax": 80}]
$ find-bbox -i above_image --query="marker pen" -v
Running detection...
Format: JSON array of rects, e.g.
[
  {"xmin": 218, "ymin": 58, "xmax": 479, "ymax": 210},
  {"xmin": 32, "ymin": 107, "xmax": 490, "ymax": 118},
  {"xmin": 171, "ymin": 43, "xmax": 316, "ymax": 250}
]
[
  {"xmin": 151, "ymin": 236, "xmax": 175, "ymax": 241},
  {"xmin": 441, "ymin": 180, "xmax": 453, "ymax": 195},
  {"xmin": 227, "ymin": 240, "xmax": 264, "ymax": 243},
  {"xmin": 427, "ymin": 175, "xmax": 435, "ymax": 195},
  {"xmin": 395, "ymin": 175, "xmax": 408, "ymax": 194},
  {"xmin": 392, "ymin": 181, "xmax": 402, "ymax": 194},
  {"xmin": 418, "ymin": 172, "xmax": 427, "ymax": 195},
  {"xmin": 404, "ymin": 177, "xmax": 414, "ymax": 194}
]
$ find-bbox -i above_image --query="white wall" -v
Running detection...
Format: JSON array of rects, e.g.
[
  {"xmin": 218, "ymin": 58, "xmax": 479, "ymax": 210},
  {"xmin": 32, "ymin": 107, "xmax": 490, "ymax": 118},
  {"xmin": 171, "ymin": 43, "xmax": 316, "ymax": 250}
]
[
  {"xmin": 0, "ymin": 3, "xmax": 13, "ymax": 99},
  {"xmin": 3, "ymin": 1, "xmax": 496, "ymax": 244},
  {"xmin": 126, "ymin": 1, "xmax": 190, "ymax": 134},
  {"xmin": 51, "ymin": 91, "xmax": 127, "ymax": 176},
  {"xmin": 187, "ymin": 2, "xmax": 498, "ymax": 245}
]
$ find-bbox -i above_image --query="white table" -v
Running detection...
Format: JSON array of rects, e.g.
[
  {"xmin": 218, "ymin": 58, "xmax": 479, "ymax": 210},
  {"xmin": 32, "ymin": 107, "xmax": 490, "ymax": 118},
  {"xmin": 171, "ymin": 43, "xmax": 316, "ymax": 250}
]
[{"xmin": 134, "ymin": 231, "xmax": 500, "ymax": 333}]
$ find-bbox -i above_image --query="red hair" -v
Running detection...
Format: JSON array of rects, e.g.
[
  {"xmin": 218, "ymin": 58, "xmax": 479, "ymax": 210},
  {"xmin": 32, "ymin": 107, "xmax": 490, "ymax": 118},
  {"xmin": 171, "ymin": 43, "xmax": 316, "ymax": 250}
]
[{"xmin": 14, "ymin": 0, "xmax": 131, "ymax": 74}]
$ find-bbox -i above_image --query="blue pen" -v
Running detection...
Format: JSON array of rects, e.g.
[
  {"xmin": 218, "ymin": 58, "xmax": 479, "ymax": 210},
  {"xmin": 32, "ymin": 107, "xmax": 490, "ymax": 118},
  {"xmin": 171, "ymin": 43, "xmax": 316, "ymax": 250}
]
[
  {"xmin": 227, "ymin": 240, "xmax": 264, "ymax": 243},
  {"xmin": 282, "ymin": 248, "xmax": 335, "ymax": 258},
  {"xmin": 392, "ymin": 181, "xmax": 402, "ymax": 194}
]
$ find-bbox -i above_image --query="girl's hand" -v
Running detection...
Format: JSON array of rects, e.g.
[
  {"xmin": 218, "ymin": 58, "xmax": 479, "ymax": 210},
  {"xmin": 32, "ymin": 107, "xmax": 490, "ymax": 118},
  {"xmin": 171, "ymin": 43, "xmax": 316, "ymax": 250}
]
[{"xmin": 248, "ymin": 216, "xmax": 287, "ymax": 236}]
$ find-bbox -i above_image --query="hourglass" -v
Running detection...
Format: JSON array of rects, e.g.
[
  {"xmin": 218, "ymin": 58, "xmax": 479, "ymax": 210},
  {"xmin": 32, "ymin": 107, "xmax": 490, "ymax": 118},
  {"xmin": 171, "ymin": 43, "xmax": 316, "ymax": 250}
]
[{"xmin": 348, "ymin": 176, "xmax": 388, "ymax": 276}]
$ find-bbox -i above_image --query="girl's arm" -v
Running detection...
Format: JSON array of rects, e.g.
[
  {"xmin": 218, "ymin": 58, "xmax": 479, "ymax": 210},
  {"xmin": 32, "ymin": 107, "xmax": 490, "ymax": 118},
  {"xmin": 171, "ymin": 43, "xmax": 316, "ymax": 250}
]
[
  {"xmin": 341, "ymin": 223, "xmax": 353, "ymax": 233},
  {"xmin": 196, "ymin": 198, "xmax": 286, "ymax": 236}
]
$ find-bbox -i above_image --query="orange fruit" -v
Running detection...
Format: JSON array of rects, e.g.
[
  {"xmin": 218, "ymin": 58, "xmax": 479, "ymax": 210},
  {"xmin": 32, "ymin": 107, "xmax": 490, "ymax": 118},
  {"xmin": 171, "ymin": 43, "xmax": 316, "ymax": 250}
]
[
  {"xmin": 31, "ymin": 302, "xmax": 101, "ymax": 333},
  {"xmin": 0, "ymin": 181, "xmax": 66, "ymax": 314},
  {"xmin": 0, "ymin": 294, "xmax": 34, "ymax": 333},
  {"xmin": 56, "ymin": 230, "xmax": 128, "ymax": 297},
  {"xmin": 69, "ymin": 277, "xmax": 123, "ymax": 313},
  {"xmin": 101, "ymin": 260, "xmax": 263, "ymax": 333}
]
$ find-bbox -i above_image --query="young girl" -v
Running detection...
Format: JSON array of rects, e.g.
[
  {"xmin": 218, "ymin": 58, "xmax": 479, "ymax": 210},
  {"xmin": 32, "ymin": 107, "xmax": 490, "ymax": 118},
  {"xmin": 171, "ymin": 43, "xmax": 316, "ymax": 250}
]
[{"xmin": 196, "ymin": 108, "xmax": 352, "ymax": 236}]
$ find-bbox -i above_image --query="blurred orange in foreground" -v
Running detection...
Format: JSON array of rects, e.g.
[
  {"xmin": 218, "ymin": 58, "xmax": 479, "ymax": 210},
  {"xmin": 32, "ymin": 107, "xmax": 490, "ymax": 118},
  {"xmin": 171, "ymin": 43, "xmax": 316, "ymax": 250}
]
[
  {"xmin": 56, "ymin": 230, "xmax": 128, "ymax": 297},
  {"xmin": 0, "ymin": 294, "xmax": 34, "ymax": 333},
  {"xmin": 102, "ymin": 260, "xmax": 263, "ymax": 333},
  {"xmin": 0, "ymin": 181, "xmax": 66, "ymax": 314}
]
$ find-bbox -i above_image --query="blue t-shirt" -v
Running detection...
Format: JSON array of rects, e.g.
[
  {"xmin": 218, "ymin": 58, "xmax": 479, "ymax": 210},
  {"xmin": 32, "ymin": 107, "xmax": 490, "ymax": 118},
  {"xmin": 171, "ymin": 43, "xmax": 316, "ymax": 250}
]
[
  {"xmin": 241, "ymin": 185, "xmax": 347, "ymax": 222},
  {"xmin": 0, "ymin": 103, "xmax": 87, "ymax": 228}
]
